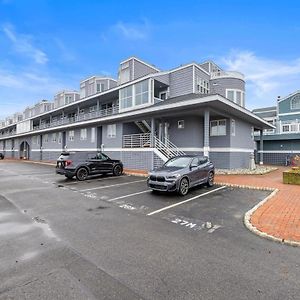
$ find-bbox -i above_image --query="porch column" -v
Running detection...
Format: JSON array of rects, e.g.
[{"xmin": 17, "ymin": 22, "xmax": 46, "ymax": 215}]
[
  {"xmin": 97, "ymin": 99, "xmax": 100, "ymax": 111},
  {"xmin": 204, "ymin": 110, "xmax": 210, "ymax": 157},
  {"xmin": 151, "ymin": 117, "xmax": 155, "ymax": 147},
  {"xmin": 259, "ymin": 129, "xmax": 264, "ymax": 165}
]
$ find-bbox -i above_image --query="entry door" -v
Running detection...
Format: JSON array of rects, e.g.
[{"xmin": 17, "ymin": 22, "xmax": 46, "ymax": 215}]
[
  {"xmin": 11, "ymin": 139, "xmax": 15, "ymax": 158},
  {"xmin": 97, "ymin": 126, "xmax": 103, "ymax": 150},
  {"xmin": 62, "ymin": 132, "xmax": 67, "ymax": 150}
]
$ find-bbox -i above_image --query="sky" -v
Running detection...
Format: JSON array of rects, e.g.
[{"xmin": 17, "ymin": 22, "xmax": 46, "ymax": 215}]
[{"xmin": 1, "ymin": 0, "xmax": 300, "ymax": 119}]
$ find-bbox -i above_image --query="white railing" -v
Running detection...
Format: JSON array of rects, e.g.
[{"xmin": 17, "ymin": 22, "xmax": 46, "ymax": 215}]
[
  {"xmin": 254, "ymin": 119, "xmax": 300, "ymax": 136},
  {"xmin": 154, "ymin": 136, "xmax": 185, "ymax": 160},
  {"xmin": 122, "ymin": 133, "xmax": 185, "ymax": 160},
  {"xmin": 123, "ymin": 133, "xmax": 152, "ymax": 148},
  {"xmin": 211, "ymin": 71, "xmax": 244, "ymax": 81},
  {"xmin": 32, "ymin": 105, "xmax": 119, "ymax": 131}
]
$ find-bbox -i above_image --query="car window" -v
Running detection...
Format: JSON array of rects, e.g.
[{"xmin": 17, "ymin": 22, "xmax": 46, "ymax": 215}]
[
  {"xmin": 199, "ymin": 158, "xmax": 208, "ymax": 165},
  {"xmin": 165, "ymin": 157, "xmax": 192, "ymax": 168},
  {"xmin": 191, "ymin": 157, "xmax": 199, "ymax": 167}
]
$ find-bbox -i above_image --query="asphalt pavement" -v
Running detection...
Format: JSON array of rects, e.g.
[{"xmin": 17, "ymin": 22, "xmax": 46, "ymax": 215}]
[{"xmin": 0, "ymin": 161, "xmax": 299, "ymax": 300}]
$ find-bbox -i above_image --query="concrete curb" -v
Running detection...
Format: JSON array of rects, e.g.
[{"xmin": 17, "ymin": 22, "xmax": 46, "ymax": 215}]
[{"xmin": 216, "ymin": 181, "xmax": 300, "ymax": 247}]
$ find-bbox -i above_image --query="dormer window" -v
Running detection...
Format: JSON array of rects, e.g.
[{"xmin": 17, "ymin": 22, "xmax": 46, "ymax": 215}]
[
  {"xmin": 291, "ymin": 95, "xmax": 300, "ymax": 110},
  {"xmin": 196, "ymin": 77, "xmax": 209, "ymax": 94}
]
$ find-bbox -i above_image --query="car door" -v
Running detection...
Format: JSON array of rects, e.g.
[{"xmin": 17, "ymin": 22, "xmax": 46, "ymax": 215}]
[
  {"xmin": 189, "ymin": 157, "xmax": 202, "ymax": 186},
  {"xmin": 95, "ymin": 153, "xmax": 113, "ymax": 174},
  {"xmin": 198, "ymin": 157, "xmax": 210, "ymax": 182},
  {"xmin": 86, "ymin": 153, "xmax": 99, "ymax": 174}
]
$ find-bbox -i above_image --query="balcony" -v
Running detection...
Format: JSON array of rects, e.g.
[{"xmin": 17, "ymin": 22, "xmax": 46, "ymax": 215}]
[
  {"xmin": 33, "ymin": 105, "xmax": 120, "ymax": 132},
  {"xmin": 254, "ymin": 119, "xmax": 300, "ymax": 136}
]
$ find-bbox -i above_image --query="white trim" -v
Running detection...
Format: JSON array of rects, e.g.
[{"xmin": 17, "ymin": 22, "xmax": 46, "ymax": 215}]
[
  {"xmin": 210, "ymin": 147, "xmax": 253, "ymax": 153},
  {"xmin": 80, "ymin": 75, "xmax": 117, "ymax": 85},
  {"xmin": 278, "ymin": 111, "xmax": 300, "ymax": 116}
]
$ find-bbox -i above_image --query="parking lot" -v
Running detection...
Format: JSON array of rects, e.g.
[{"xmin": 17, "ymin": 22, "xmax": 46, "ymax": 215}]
[{"xmin": 0, "ymin": 161, "xmax": 300, "ymax": 300}]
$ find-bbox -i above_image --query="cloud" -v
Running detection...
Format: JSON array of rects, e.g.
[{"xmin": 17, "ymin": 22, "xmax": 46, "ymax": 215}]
[
  {"xmin": 53, "ymin": 37, "xmax": 76, "ymax": 62},
  {"xmin": 2, "ymin": 23, "xmax": 48, "ymax": 64},
  {"xmin": 103, "ymin": 19, "xmax": 151, "ymax": 41},
  {"xmin": 221, "ymin": 50, "xmax": 300, "ymax": 108}
]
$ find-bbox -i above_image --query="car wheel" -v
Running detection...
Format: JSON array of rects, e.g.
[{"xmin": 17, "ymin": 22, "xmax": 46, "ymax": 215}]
[
  {"xmin": 113, "ymin": 165, "xmax": 123, "ymax": 176},
  {"xmin": 76, "ymin": 167, "xmax": 88, "ymax": 181},
  {"xmin": 207, "ymin": 171, "xmax": 214, "ymax": 187},
  {"xmin": 65, "ymin": 174, "xmax": 73, "ymax": 180},
  {"xmin": 178, "ymin": 177, "xmax": 189, "ymax": 196}
]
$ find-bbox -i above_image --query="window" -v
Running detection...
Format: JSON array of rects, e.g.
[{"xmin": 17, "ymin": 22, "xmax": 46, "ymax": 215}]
[
  {"xmin": 226, "ymin": 89, "xmax": 245, "ymax": 106},
  {"xmin": 178, "ymin": 120, "xmax": 185, "ymax": 129},
  {"xmin": 96, "ymin": 83, "xmax": 105, "ymax": 93},
  {"xmin": 107, "ymin": 124, "xmax": 116, "ymax": 138},
  {"xmin": 43, "ymin": 134, "xmax": 48, "ymax": 143},
  {"xmin": 58, "ymin": 132, "xmax": 62, "ymax": 144},
  {"xmin": 135, "ymin": 81, "xmax": 149, "ymax": 106},
  {"xmin": 91, "ymin": 127, "xmax": 96, "ymax": 143},
  {"xmin": 282, "ymin": 125, "xmax": 290, "ymax": 132},
  {"xmin": 231, "ymin": 119, "xmax": 236, "ymax": 136},
  {"xmin": 196, "ymin": 77, "xmax": 209, "ymax": 94},
  {"xmin": 80, "ymin": 128, "xmax": 87, "ymax": 140},
  {"xmin": 210, "ymin": 119, "xmax": 226, "ymax": 136},
  {"xmin": 69, "ymin": 130, "xmax": 74, "ymax": 141},
  {"xmin": 52, "ymin": 133, "xmax": 57, "ymax": 142},
  {"xmin": 120, "ymin": 86, "xmax": 133, "ymax": 109},
  {"xmin": 291, "ymin": 95, "xmax": 300, "ymax": 110}
]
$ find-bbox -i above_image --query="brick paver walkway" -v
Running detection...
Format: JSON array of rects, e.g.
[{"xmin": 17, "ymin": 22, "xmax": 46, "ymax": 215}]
[{"xmin": 216, "ymin": 167, "xmax": 300, "ymax": 243}]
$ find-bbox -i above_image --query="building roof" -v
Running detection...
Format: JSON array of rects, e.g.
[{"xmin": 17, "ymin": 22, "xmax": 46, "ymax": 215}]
[{"xmin": 252, "ymin": 106, "xmax": 277, "ymax": 113}]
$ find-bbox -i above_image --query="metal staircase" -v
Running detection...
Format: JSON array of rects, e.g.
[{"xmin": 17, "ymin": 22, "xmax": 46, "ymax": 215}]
[
  {"xmin": 134, "ymin": 120, "xmax": 151, "ymax": 133},
  {"xmin": 153, "ymin": 136, "xmax": 185, "ymax": 162}
]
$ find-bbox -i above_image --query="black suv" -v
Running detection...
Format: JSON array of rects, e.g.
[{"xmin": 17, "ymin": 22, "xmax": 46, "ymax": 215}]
[
  {"xmin": 0, "ymin": 153, "xmax": 4, "ymax": 160},
  {"xmin": 56, "ymin": 152, "xmax": 123, "ymax": 181}
]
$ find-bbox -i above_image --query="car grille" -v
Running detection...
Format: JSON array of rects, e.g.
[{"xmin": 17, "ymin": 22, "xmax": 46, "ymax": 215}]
[
  {"xmin": 149, "ymin": 184, "xmax": 167, "ymax": 191},
  {"xmin": 149, "ymin": 175, "xmax": 165, "ymax": 182}
]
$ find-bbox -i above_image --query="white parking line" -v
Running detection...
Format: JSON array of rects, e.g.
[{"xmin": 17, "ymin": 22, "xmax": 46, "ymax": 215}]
[
  {"xmin": 63, "ymin": 176, "xmax": 121, "ymax": 185},
  {"xmin": 79, "ymin": 179, "xmax": 146, "ymax": 192},
  {"xmin": 147, "ymin": 186, "xmax": 227, "ymax": 216},
  {"xmin": 108, "ymin": 190, "xmax": 151, "ymax": 202}
]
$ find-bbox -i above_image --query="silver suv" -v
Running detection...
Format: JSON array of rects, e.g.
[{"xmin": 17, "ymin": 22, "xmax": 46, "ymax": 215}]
[{"xmin": 147, "ymin": 155, "xmax": 214, "ymax": 196}]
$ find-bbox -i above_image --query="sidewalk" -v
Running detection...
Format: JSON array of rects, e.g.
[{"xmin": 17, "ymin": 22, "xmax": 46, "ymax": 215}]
[{"xmin": 216, "ymin": 166, "xmax": 300, "ymax": 244}]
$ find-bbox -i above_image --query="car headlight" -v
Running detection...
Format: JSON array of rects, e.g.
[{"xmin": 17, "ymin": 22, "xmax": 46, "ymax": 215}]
[{"xmin": 166, "ymin": 173, "xmax": 181, "ymax": 179}]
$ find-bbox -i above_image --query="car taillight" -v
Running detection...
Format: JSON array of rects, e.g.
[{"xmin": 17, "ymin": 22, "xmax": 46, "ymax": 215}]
[{"xmin": 66, "ymin": 160, "xmax": 73, "ymax": 166}]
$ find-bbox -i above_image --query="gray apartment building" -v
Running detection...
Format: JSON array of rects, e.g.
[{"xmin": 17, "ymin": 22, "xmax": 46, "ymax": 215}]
[
  {"xmin": 253, "ymin": 91, "xmax": 300, "ymax": 165},
  {"xmin": 0, "ymin": 57, "xmax": 272, "ymax": 171}
]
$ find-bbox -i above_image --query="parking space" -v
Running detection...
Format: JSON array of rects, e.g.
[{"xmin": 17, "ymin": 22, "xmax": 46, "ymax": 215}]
[{"xmin": 0, "ymin": 162, "xmax": 269, "ymax": 238}]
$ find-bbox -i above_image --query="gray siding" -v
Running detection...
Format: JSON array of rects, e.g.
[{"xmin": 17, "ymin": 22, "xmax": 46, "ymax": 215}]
[
  {"xmin": 153, "ymin": 73, "xmax": 170, "ymax": 85},
  {"xmin": 133, "ymin": 59, "xmax": 158, "ymax": 80},
  {"xmin": 66, "ymin": 127, "xmax": 97, "ymax": 150},
  {"xmin": 102, "ymin": 123, "xmax": 123, "ymax": 148},
  {"xmin": 210, "ymin": 78, "xmax": 245, "ymax": 98},
  {"xmin": 169, "ymin": 66, "xmax": 194, "ymax": 98},
  {"xmin": 167, "ymin": 116, "xmax": 203, "ymax": 148},
  {"xmin": 230, "ymin": 118, "xmax": 254, "ymax": 149},
  {"xmin": 210, "ymin": 152, "xmax": 250, "ymax": 169}
]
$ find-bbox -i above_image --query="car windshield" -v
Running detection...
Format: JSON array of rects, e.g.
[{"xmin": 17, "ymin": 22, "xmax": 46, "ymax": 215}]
[{"xmin": 164, "ymin": 157, "xmax": 192, "ymax": 168}]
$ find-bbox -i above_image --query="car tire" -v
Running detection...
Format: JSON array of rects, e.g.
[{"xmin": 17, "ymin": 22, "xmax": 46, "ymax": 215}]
[
  {"xmin": 65, "ymin": 174, "xmax": 73, "ymax": 180},
  {"xmin": 76, "ymin": 167, "xmax": 89, "ymax": 181},
  {"xmin": 113, "ymin": 165, "xmax": 123, "ymax": 176},
  {"xmin": 206, "ymin": 171, "xmax": 214, "ymax": 187},
  {"xmin": 178, "ymin": 177, "xmax": 189, "ymax": 196}
]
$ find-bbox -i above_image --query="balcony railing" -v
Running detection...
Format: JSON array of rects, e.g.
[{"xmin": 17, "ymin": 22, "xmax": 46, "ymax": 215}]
[
  {"xmin": 254, "ymin": 119, "xmax": 300, "ymax": 136},
  {"xmin": 123, "ymin": 133, "xmax": 152, "ymax": 148},
  {"xmin": 32, "ymin": 105, "xmax": 119, "ymax": 132},
  {"xmin": 211, "ymin": 71, "xmax": 244, "ymax": 81}
]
